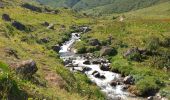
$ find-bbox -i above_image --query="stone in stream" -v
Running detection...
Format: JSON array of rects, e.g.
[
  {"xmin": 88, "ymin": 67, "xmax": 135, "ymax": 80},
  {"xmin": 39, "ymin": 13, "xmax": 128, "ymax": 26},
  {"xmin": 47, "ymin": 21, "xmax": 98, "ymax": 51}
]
[
  {"xmin": 82, "ymin": 67, "xmax": 92, "ymax": 73},
  {"xmin": 110, "ymin": 81, "xmax": 117, "ymax": 87},
  {"xmin": 91, "ymin": 59, "xmax": 101, "ymax": 64},
  {"xmin": 100, "ymin": 63, "xmax": 110, "ymax": 71},
  {"xmin": 92, "ymin": 71, "xmax": 106, "ymax": 79},
  {"xmin": 64, "ymin": 59, "xmax": 72, "ymax": 65},
  {"xmin": 123, "ymin": 75, "xmax": 134, "ymax": 84},
  {"xmin": 147, "ymin": 96, "xmax": 153, "ymax": 100},
  {"xmin": 83, "ymin": 60, "xmax": 91, "ymax": 65},
  {"xmin": 65, "ymin": 63, "xmax": 73, "ymax": 67},
  {"xmin": 51, "ymin": 44, "xmax": 60, "ymax": 52}
]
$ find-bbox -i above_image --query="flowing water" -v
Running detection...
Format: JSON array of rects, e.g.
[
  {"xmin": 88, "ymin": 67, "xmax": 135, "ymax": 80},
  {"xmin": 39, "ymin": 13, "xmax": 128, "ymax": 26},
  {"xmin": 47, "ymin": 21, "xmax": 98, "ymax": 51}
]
[{"xmin": 59, "ymin": 28, "xmax": 143, "ymax": 100}]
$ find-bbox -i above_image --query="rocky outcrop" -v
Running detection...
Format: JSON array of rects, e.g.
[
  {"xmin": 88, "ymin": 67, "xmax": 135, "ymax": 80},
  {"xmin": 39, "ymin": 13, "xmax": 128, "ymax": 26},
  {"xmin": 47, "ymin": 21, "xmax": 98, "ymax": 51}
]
[
  {"xmin": 16, "ymin": 59, "xmax": 38, "ymax": 77},
  {"xmin": 123, "ymin": 75, "xmax": 134, "ymax": 84},
  {"xmin": 100, "ymin": 64, "xmax": 110, "ymax": 71},
  {"xmin": 82, "ymin": 67, "xmax": 92, "ymax": 73},
  {"xmin": 100, "ymin": 46, "xmax": 116, "ymax": 56},
  {"xmin": 12, "ymin": 21, "xmax": 26, "ymax": 31},
  {"xmin": 123, "ymin": 47, "xmax": 146, "ymax": 61},
  {"xmin": 22, "ymin": 3, "xmax": 42, "ymax": 12},
  {"xmin": 2, "ymin": 14, "xmax": 11, "ymax": 21},
  {"xmin": 52, "ymin": 44, "xmax": 60, "ymax": 52},
  {"xmin": 92, "ymin": 71, "xmax": 105, "ymax": 79},
  {"xmin": 83, "ymin": 60, "xmax": 91, "ymax": 65}
]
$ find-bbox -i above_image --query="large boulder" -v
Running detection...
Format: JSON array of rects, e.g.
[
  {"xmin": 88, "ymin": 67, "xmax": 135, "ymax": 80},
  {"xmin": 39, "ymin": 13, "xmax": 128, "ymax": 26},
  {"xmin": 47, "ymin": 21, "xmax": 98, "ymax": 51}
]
[
  {"xmin": 2, "ymin": 14, "xmax": 11, "ymax": 21},
  {"xmin": 52, "ymin": 44, "xmax": 60, "ymax": 52},
  {"xmin": 22, "ymin": 3, "xmax": 42, "ymax": 12},
  {"xmin": 12, "ymin": 21, "xmax": 26, "ymax": 31},
  {"xmin": 89, "ymin": 39, "xmax": 100, "ymax": 46},
  {"xmin": 16, "ymin": 59, "xmax": 38, "ymax": 76},
  {"xmin": 83, "ymin": 60, "xmax": 91, "ymax": 65},
  {"xmin": 100, "ymin": 64, "xmax": 110, "ymax": 71},
  {"xmin": 123, "ymin": 47, "xmax": 142, "ymax": 61},
  {"xmin": 82, "ymin": 67, "xmax": 92, "ymax": 73},
  {"xmin": 100, "ymin": 46, "xmax": 116, "ymax": 56},
  {"xmin": 123, "ymin": 75, "xmax": 134, "ymax": 84},
  {"xmin": 92, "ymin": 71, "xmax": 105, "ymax": 79}
]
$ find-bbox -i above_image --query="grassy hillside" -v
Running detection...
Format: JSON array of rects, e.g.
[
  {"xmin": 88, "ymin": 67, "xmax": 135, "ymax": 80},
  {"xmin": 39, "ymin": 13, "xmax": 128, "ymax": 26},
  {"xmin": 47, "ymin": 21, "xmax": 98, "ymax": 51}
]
[
  {"xmin": 73, "ymin": 1, "xmax": 170, "ymax": 99},
  {"xmin": 35, "ymin": 0, "xmax": 169, "ymax": 15},
  {"xmin": 0, "ymin": 0, "xmax": 105, "ymax": 99}
]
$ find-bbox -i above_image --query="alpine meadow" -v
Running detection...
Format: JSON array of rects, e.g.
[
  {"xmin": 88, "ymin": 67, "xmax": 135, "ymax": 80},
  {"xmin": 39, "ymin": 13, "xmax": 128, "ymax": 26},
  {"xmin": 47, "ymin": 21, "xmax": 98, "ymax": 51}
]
[{"xmin": 0, "ymin": 0, "xmax": 169, "ymax": 100}]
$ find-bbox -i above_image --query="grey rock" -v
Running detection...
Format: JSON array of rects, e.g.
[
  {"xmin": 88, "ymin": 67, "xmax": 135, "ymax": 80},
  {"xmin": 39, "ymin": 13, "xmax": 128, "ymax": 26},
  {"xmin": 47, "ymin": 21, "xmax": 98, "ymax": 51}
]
[
  {"xmin": 2, "ymin": 14, "xmax": 11, "ymax": 21},
  {"xmin": 16, "ymin": 59, "xmax": 38, "ymax": 76}
]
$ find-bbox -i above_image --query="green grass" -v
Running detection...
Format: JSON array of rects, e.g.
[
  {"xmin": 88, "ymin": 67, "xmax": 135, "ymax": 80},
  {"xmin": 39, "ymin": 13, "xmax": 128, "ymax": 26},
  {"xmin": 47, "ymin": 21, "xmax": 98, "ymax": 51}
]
[{"xmin": 0, "ymin": 1, "xmax": 105, "ymax": 99}]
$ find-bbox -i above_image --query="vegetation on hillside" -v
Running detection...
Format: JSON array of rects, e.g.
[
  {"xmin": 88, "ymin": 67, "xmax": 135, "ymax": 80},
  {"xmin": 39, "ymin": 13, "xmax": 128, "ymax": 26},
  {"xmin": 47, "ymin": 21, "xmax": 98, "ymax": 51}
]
[{"xmin": 0, "ymin": 0, "xmax": 105, "ymax": 99}]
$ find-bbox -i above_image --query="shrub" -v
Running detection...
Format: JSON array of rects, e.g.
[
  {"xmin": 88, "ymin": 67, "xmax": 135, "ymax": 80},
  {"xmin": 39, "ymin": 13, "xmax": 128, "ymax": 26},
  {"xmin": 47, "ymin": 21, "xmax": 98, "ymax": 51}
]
[
  {"xmin": 145, "ymin": 37, "xmax": 160, "ymax": 52},
  {"xmin": 160, "ymin": 38, "xmax": 170, "ymax": 47},
  {"xmin": 136, "ymin": 76, "xmax": 159, "ymax": 96}
]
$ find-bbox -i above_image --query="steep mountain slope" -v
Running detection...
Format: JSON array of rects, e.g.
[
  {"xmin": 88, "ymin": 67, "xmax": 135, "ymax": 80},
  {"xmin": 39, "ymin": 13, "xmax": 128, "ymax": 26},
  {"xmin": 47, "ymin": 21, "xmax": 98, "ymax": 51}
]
[
  {"xmin": 73, "ymin": 1, "xmax": 170, "ymax": 99},
  {"xmin": 36, "ymin": 0, "xmax": 169, "ymax": 14},
  {"xmin": 0, "ymin": 0, "xmax": 105, "ymax": 99}
]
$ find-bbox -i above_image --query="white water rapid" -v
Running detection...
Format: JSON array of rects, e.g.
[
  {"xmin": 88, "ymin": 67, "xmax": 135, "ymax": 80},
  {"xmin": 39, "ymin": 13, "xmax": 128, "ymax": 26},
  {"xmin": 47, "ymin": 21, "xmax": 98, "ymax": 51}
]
[{"xmin": 59, "ymin": 28, "xmax": 143, "ymax": 100}]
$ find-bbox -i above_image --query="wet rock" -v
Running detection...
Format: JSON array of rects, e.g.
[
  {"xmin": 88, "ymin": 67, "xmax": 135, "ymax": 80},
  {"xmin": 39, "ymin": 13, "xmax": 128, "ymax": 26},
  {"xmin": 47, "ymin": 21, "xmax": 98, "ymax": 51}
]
[
  {"xmin": 122, "ymin": 85, "xmax": 130, "ymax": 90},
  {"xmin": 82, "ymin": 67, "xmax": 92, "ymax": 73},
  {"xmin": 100, "ymin": 64, "xmax": 110, "ymax": 71},
  {"xmin": 100, "ymin": 75, "xmax": 106, "ymax": 79},
  {"xmin": 93, "ymin": 72, "xmax": 100, "ymax": 78},
  {"xmin": 91, "ymin": 59, "xmax": 101, "ymax": 64},
  {"xmin": 64, "ymin": 59, "xmax": 72, "ymax": 65},
  {"xmin": 92, "ymin": 71, "xmax": 98, "ymax": 75},
  {"xmin": 65, "ymin": 63, "xmax": 73, "ymax": 67},
  {"xmin": 52, "ymin": 44, "xmax": 60, "ymax": 52},
  {"xmin": 147, "ymin": 96, "xmax": 153, "ymax": 100},
  {"xmin": 47, "ymin": 23, "xmax": 54, "ymax": 29},
  {"xmin": 83, "ymin": 60, "xmax": 91, "ymax": 65},
  {"xmin": 89, "ymin": 39, "xmax": 100, "ymax": 46},
  {"xmin": 92, "ymin": 71, "xmax": 105, "ymax": 79},
  {"xmin": 123, "ymin": 75, "xmax": 134, "ymax": 84},
  {"xmin": 110, "ymin": 81, "xmax": 117, "ymax": 87},
  {"xmin": 100, "ymin": 46, "xmax": 116, "ymax": 56},
  {"xmin": 22, "ymin": 3, "xmax": 42, "ymax": 12},
  {"xmin": 72, "ymin": 63, "xmax": 78, "ymax": 67},
  {"xmin": 2, "ymin": 14, "xmax": 11, "ymax": 21},
  {"xmin": 12, "ymin": 21, "xmax": 26, "ymax": 31},
  {"xmin": 16, "ymin": 59, "xmax": 38, "ymax": 76}
]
